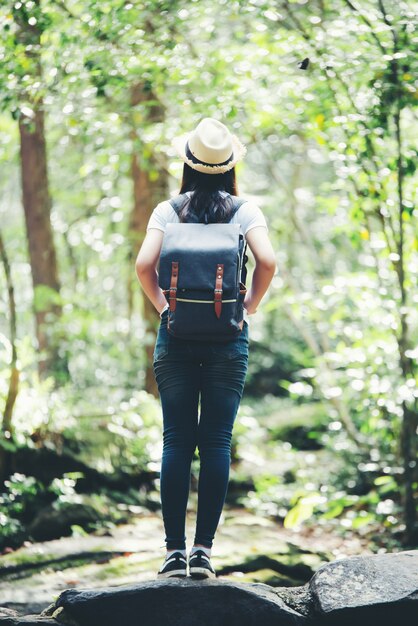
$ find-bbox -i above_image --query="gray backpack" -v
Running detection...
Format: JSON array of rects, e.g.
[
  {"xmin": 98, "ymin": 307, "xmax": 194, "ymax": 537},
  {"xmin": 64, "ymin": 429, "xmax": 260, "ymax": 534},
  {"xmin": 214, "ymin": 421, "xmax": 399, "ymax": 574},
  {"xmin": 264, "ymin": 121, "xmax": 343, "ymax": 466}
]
[{"xmin": 157, "ymin": 193, "xmax": 249, "ymax": 342}]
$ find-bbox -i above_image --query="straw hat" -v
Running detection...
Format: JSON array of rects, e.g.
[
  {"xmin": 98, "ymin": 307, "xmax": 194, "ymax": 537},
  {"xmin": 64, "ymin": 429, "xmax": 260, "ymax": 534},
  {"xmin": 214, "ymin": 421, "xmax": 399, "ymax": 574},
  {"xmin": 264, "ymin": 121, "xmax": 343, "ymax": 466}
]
[{"xmin": 172, "ymin": 117, "xmax": 247, "ymax": 174}]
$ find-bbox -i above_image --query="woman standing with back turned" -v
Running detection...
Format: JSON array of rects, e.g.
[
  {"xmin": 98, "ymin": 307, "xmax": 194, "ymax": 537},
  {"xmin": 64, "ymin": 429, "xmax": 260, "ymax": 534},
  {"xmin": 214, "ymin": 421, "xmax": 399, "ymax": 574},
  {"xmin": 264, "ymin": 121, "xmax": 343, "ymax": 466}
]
[{"xmin": 135, "ymin": 117, "xmax": 276, "ymax": 579}]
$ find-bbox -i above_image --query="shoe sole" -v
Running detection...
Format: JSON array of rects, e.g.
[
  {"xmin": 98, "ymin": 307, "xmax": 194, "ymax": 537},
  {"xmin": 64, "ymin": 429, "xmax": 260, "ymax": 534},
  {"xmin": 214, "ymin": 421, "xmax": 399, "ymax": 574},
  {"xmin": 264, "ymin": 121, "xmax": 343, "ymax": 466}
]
[
  {"xmin": 157, "ymin": 569, "xmax": 187, "ymax": 578},
  {"xmin": 189, "ymin": 566, "xmax": 216, "ymax": 579}
]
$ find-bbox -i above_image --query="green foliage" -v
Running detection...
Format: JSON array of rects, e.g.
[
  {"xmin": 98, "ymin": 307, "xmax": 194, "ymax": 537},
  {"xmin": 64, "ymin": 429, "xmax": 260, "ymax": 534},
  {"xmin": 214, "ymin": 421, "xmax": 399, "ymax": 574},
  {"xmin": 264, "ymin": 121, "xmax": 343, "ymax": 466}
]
[
  {"xmin": 0, "ymin": 473, "xmax": 50, "ymax": 550},
  {"xmin": 0, "ymin": 0, "xmax": 416, "ymax": 550},
  {"xmin": 235, "ymin": 396, "xmax": 411, "ymax": 550},
  {"xmin": 33, "ymin": 284, "xmax": 64, "ymax": 312}
]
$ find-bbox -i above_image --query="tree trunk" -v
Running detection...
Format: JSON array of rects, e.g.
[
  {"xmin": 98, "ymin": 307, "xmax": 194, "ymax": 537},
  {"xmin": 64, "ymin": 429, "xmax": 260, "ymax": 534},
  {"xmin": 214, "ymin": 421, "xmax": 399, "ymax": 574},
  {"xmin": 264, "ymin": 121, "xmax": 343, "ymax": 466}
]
[
  {"xmin": 127, "ymin": 83, "xmax": 169, "ymax": 397},
  {"xmin": 19, "ymin": 106, "xmax": 64, "ymax": 379},
  {"xmin": 15, "ymin": 2, "xmax": 68, "ymax": 381}
]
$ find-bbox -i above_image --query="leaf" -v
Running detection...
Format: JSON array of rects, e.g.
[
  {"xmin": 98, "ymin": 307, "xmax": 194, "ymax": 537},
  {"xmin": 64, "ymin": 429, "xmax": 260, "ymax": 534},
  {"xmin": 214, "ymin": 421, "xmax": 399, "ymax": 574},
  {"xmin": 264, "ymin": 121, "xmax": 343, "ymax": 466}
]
[
  {"xmin": 33, "ymin": 285, "xmax": 63, "ymax": 312},
  {"xmin": 321, "ymin": 502, "xmax": 345, "ymax": 519},
  {"xmin": 0, "ymin": 438, "xmax": 18, "ymax": 452},
  {"xmin": 352, "ymin": 513, "xmax": 374, "ymax": 529},
  {"xmin": 284, "ymin": 496, "xmax": 315, "ymax": 528},
  {"xmin": 71, "ymin": 525, "xmax": 88, "ymax": 537},
  {"xmin": 374, "ymin": 475, "xmax": 393, "ymax": 486}
]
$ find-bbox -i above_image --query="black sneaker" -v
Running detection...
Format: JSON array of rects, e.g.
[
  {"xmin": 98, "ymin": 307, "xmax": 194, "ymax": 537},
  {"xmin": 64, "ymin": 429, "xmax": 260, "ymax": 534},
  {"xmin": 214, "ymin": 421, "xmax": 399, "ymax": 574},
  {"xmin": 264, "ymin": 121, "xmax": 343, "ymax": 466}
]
[
  {"xmin": 157, "ymin": 551, "xmax": 187, "ymax": 578},
  {"xmin": 188, "ymin": 549, "xmax": 216, "ymax": 579}
]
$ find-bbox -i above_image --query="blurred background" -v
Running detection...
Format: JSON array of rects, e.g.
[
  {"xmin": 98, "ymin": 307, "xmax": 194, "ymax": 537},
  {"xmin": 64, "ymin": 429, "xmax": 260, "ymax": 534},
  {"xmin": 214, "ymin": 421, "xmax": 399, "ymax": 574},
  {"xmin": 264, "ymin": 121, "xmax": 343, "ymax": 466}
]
[{"xmin": 0, "ymin": 0, "xmax": 417, "ymax": 614}]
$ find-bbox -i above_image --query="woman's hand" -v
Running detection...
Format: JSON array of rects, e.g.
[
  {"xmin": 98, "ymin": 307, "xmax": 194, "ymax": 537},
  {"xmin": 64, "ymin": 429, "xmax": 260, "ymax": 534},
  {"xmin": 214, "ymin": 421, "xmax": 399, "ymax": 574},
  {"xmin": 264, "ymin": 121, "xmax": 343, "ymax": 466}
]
[{"xmin": 243, "ymin": 293, "xmax": 258, "ymax": 315}]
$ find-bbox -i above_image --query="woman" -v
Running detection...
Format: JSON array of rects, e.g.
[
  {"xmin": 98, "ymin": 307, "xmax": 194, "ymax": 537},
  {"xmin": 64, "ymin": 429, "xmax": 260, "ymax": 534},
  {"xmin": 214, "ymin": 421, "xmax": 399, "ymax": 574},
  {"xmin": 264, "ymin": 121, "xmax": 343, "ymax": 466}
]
[{"xmin": 135, "ymin": 117, "xmax": 276, "ymax": 579}]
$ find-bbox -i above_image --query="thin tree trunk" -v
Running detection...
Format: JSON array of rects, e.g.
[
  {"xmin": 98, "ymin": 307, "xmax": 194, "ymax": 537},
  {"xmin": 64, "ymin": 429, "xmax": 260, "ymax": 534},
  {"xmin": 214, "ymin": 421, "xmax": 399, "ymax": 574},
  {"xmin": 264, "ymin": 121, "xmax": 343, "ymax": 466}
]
[
  {"xmin": 379, "ymin": 0, "xmax": 418, "ymax": 542},
  {"xmin": 0, "ymin": 230, "xmax": 19, "ymax": 484},
  {"xmin": 393, "ymin": 83, "xmax": 417, "ymax": 547}
]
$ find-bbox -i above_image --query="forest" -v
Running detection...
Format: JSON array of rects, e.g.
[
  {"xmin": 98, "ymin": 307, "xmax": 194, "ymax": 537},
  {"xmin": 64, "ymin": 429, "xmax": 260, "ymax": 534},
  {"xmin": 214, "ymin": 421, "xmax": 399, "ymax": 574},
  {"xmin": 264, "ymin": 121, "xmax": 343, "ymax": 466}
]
[{"xmin": 0, "ymin": 0, "xmax": 417, "ymax": 614}]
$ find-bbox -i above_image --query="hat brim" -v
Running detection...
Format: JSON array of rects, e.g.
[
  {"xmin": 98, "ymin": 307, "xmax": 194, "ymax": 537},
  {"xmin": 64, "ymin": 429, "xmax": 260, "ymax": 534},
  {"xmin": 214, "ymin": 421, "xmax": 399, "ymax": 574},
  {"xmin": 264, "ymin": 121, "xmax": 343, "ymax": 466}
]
[{"xmin": 171, "ymin": 131, "xmax": 247, "ymax": 174}]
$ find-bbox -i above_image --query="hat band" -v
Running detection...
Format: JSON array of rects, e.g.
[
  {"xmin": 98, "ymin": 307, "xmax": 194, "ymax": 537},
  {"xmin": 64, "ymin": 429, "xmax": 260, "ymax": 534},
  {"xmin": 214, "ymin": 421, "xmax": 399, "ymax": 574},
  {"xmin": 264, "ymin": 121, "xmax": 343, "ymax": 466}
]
[{"xmin": 185, "ymin": 141, "xmax": 234, "ymax": 167}]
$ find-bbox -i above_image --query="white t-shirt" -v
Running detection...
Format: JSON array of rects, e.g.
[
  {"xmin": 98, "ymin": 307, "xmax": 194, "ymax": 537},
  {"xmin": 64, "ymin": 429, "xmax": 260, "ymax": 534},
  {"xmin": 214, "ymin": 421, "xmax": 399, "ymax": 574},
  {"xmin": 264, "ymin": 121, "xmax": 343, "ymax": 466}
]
[{"xmin": 147, "ymin": 191, "xmax": 269, "ymax": 325}]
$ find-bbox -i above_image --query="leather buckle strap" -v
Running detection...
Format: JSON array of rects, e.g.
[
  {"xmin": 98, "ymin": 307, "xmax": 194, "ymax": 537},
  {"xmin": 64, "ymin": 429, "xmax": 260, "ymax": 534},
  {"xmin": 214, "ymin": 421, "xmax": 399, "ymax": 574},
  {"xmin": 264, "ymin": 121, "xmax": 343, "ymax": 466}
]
[
  {"xmin": 169, "ymin": 261, "xmax": 179, "ymax": 311},
  {"xmin": 214, "ymin": 264, "xmax": 223, "ymax": 319}
]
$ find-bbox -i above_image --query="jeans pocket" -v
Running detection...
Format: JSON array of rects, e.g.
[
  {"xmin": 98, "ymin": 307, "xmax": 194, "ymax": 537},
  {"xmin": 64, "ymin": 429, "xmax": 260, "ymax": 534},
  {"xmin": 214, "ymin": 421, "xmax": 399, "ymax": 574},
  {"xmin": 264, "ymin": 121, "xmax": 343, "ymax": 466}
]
[
  {"xmin": 211, "ymin": 324, "xmax": 249, "ymax": 360},
  {"xmin": 153, "ymin": 327, "xmax": 169, "ymax": 362},
  {"xmin": 154, "ymin": 343, "xmax": 168, "ymax": 362}
]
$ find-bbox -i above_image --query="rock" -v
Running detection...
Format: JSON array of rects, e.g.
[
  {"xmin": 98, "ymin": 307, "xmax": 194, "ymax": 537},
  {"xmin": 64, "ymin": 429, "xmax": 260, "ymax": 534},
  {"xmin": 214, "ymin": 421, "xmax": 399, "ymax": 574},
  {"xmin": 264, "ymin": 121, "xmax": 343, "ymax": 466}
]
[
  {"xmin": 0, "ymin": 618, "xmax": 59, "ymax": 625},
  {"xmin": 309, "ymin": 549, "xmax": 418, "ymax": 625},
  {"xmin": 273, "ymin": 584, "xmax": 314, "ymax": 619},
  {"xmin": 2, "ymin": 550, "xmax": 417, "ymax": 625},
  {"xmin": 27, "ymin": 503, "xmax": 104, "ymax": 542},
  {"xmin": 0, "ymin": 610, "xmax": 20, "ymax": 619},
  {"xmin": 52, "ymin": 578, "xmax": 307, "ymax": 626},
  {"xmin": 0, "ymin": 606, "xmax": 59, "ymax": 625}
]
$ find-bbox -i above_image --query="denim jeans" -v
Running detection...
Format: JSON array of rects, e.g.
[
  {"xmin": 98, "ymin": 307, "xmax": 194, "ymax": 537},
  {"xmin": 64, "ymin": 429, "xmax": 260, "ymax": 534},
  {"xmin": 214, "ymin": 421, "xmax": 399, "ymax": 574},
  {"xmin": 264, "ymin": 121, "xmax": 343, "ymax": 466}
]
[{"xmin": 153, "ymin": 308, "xmax": 249, "ymax": 550}]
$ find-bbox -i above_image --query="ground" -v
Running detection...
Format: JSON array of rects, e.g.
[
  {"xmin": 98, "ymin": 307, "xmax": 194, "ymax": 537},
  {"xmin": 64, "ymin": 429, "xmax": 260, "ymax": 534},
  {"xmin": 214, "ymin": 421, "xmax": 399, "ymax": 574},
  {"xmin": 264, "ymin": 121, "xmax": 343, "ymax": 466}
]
[{"xmin": 0, "ymin": 496, "xmax": 373, "ymax": 615}]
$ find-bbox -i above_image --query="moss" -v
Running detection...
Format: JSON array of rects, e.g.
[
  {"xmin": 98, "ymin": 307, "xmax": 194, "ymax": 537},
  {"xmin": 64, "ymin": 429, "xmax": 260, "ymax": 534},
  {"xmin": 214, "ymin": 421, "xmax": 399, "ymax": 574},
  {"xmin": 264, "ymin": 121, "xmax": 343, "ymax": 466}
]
[
  {"xmin": 227, "ymin": 568, "xmax": 306, "ymax": 587},
  {"xmin": 0, "ymin": 550, "xmax": 57, "ymax": 569}
]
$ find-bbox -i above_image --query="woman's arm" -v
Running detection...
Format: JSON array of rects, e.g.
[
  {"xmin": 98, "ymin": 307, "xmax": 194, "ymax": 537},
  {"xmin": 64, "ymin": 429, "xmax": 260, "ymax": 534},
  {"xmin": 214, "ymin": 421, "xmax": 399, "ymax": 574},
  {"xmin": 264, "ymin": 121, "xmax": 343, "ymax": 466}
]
[
  {"xmin": 243, "ymin": 226, "xmax": 277, "ymax": 315},
  {"xmin": 135, "ymin": 228, "xmax": 168, "ymax": 315}
]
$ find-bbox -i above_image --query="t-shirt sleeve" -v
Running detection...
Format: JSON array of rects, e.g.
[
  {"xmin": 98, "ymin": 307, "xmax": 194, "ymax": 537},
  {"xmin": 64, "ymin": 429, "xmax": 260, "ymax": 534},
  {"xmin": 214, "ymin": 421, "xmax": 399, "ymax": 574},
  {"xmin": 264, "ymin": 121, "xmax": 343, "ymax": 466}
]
[
  {"xmin": 146, "ymin": 202, "xmax": 170, "ymax": 232},
  {"xmin": 240, "ymin": 201, "xmax": 269, "ymax": 235}
]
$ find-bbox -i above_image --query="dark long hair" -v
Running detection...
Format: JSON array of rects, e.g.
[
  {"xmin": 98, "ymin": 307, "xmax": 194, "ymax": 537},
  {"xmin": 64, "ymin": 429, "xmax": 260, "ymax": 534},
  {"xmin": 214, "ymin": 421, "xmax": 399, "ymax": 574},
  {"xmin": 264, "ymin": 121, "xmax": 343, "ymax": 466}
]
[{"xmin": 177, "ymin": 163, "xmax": 239, "ymax": 224}]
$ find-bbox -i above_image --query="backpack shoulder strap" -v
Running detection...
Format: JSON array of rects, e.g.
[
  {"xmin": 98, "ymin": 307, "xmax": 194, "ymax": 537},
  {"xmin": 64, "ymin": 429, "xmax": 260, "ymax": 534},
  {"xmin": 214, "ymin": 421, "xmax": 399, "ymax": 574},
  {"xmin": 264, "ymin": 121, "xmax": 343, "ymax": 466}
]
[
  {"xmin": 228, "ymin": 194, "xmax": 247, "ymax": 220},
  {"xmin": 229, "ymin": 195, "xmax": 250, "ymax": 283},
  {"xmin": 167, "ymin": 193, "xmax": 189, "ymax": 215}
]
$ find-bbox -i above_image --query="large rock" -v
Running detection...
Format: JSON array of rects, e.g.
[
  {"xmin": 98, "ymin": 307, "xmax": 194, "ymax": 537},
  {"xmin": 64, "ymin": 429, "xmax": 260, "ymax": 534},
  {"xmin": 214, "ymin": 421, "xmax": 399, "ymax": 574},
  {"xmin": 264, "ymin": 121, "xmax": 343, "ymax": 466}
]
[
  {"xmin": 50, "ymin": 578, "xmax": 307, "ymax": 626},
  {"xmin": 309, "ymin": 549, "xmax": 418, "ymax": 624},
  {"xmin": 1, "ymin": 550, "xmax": 417, "ymax": 625}
]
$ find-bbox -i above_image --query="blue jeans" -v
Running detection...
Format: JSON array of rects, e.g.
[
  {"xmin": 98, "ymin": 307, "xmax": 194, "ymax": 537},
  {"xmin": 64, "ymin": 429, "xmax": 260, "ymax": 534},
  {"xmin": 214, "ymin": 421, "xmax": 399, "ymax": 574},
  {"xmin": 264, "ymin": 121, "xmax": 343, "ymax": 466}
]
[{"xmin": 153, "ymin": 309, "xmax": 249, "ymax": 550}]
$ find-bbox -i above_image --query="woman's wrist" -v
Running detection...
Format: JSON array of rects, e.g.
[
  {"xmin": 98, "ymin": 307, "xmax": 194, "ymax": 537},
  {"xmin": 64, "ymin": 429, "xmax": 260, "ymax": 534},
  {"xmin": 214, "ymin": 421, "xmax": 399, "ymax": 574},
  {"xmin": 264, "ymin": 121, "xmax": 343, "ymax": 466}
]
[
  {"xmin": 243, "ymin": 295, "xmax": 258, "ymax": 315},
  {"xmin": 159, "ymin": 303, "xmax": 169, "ymax": 317}
]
